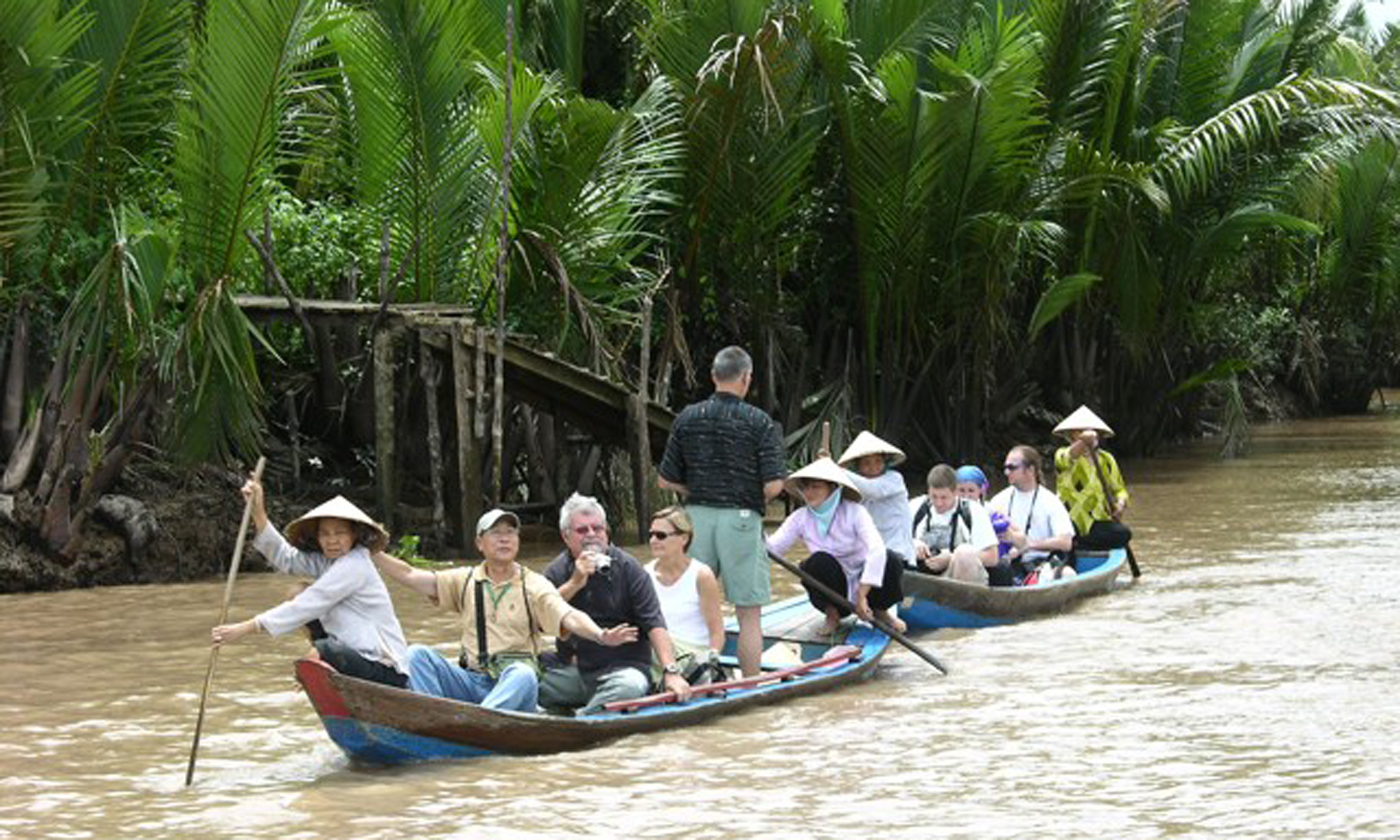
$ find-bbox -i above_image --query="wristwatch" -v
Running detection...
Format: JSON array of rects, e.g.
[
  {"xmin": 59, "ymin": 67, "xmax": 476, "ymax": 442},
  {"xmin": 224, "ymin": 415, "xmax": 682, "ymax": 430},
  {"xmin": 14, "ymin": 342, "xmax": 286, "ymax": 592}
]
[{"xmin": 663, "ymin": 662, "xmax": 682, "ymax": 675}]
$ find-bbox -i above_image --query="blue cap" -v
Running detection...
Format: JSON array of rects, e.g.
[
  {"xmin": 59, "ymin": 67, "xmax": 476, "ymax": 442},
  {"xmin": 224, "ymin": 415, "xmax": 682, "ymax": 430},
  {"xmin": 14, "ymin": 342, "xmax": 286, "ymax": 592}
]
[{"xmin": 955, "ymin": 465, "xmax": 990, "ymax": 494}]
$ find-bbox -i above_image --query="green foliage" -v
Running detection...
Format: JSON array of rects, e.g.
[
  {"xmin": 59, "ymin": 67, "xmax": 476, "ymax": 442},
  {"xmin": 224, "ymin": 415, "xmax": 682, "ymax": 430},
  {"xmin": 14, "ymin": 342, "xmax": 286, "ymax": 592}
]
[
  {"xmin": 59, "ymin": 209, "xmax": 170, "ymax": 383},
  {"xmin": 391, "ymin": 532, "xmax": 450, "ymax": 568},
  {"xmin": 235, "ymin": 190, "xmax": 380, "ymax": 299},
  {"xmin": 1029, "ymin": 272, "xmax": 1101, "ymax": 339},
  {"xmin": 162, "ymin": 276, "xmax": 266, "ymax": 461},
  {"xmin": 174, "ymin": 0, "xmax": 336, "ymax": 285},
  {"xmin": 0, "ymin": 0, "xmax": 96, "ymax": 252},
  {"xmin": 6, "ymin": 0, "xmax": 1400, "ymax": 470},
  {"xmin": 332, "ymin": 0, "xmax": 497, "ymax": 301},
  {"xmin": 62, "ymin": 0, "xmax": 188, "ymax": 234}
]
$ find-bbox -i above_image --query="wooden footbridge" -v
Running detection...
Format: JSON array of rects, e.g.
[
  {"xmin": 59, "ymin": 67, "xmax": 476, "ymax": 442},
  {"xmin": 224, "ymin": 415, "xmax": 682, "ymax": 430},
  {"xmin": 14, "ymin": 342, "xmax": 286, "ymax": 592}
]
[{"xmin": 235, "ymin": 295, "xmax": 674, "ymax": 547}]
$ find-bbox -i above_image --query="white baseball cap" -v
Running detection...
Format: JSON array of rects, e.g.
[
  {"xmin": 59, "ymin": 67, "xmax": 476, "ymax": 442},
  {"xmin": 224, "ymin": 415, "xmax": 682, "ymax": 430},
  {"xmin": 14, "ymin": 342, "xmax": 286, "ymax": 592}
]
[{"xmin": 475, "ymin": 508, "xmax": 521, "ymax": 535}]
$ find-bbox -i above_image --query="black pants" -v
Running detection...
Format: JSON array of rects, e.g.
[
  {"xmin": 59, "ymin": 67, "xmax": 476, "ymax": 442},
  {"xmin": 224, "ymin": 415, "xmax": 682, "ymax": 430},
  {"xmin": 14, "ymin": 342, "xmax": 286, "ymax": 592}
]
[
  {"xmin": 1073, "ymin": 520, "xmax": 1133, "ymax": 552},
  {"xmin": 314, "ymin": 638, "xmax": 409, "ymax": 688},
  {"xmin": 800, "ymin": 550, "xmax": 904, "ymax": 616},
  {"xmin": 987, "ymin": 563, "xmax": 1018, "ymax": 587}
]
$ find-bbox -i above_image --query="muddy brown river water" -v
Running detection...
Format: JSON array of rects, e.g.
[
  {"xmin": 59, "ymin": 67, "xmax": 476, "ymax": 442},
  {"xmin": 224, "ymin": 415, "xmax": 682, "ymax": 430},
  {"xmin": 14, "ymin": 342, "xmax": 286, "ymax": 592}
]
[{"xmin": 2, "ymin": 412, "xmax": 1398, "ymax": 839}]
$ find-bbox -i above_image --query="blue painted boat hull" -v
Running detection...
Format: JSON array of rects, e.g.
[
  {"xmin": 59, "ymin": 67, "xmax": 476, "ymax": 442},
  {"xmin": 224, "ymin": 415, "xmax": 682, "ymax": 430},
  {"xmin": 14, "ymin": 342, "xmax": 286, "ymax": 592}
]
[
  {"xmin": 296, "ymin": 596, "xmax": 889, "ymax": 765},
  {"xmin": 899, "ymin": 549, "xmax": 1128, "ymax": 630}
]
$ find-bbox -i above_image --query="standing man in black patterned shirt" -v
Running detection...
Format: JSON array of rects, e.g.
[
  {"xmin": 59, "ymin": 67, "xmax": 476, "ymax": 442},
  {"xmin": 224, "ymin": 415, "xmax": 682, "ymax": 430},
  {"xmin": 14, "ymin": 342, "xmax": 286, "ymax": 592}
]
[{"xmin": 658, "ymin": 346, "xmax": 786, "ymax": 677}]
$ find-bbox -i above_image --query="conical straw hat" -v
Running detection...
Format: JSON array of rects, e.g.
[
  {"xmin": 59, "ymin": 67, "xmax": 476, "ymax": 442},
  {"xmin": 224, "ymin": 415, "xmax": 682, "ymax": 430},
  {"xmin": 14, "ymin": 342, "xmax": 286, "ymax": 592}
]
[
  {"xmin": 836, "ymin": 430, "xmax": 907, "ymax": 468},
  {"xmin": 784, "ymin": 457, "xmax": 862, "ymax": 503},
  {"xmin": 1053, "ymin": 405, "xmax": 1114, "ymax": 439},
  {"xmin": 285, "ymin": 496, "xmax": 390, "ymax": 552}
]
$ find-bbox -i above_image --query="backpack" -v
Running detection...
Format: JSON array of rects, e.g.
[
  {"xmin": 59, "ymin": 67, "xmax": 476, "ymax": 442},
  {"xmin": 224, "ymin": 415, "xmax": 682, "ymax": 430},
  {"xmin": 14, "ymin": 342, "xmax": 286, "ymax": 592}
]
[{"xmin": 911, "ymin": 498, "xmax": 973, "ymax": 550}]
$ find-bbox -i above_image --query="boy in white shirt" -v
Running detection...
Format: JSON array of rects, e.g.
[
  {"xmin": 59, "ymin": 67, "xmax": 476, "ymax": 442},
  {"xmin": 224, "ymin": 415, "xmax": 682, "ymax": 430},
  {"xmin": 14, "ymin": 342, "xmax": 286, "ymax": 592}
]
[{"xmin": 910, "ymin": 464, "xmax": 998, "ymax": 585}]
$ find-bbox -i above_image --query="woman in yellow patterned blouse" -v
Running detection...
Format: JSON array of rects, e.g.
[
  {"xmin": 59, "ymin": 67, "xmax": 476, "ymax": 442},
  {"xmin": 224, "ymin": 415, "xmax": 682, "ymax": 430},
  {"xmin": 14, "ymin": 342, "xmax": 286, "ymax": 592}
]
[{"xmin": 1052, "ymin": 405, "xmax": 1133, "ymax": 552}]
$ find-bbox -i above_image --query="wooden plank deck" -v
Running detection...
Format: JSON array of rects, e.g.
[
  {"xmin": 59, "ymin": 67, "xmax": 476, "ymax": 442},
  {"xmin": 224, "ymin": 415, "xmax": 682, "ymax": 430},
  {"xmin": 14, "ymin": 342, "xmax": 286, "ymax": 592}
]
[{"xmin": 235, "ymin": 295, "xmax": 673, "ymax": 448}]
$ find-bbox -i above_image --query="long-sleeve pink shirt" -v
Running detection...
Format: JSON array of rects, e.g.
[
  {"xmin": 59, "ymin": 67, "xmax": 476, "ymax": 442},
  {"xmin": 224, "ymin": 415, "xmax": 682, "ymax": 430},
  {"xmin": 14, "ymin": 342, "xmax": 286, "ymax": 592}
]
[{"xmin": 766, "ymin": 500, "xmax": 887, "ymax": 602}]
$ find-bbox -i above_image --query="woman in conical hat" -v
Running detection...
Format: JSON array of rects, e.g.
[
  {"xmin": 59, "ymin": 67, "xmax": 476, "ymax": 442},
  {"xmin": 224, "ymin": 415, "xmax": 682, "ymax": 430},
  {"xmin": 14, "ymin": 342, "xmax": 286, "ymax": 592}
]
[
  {"xmin": 210, "ymin": 478, "xmax": 409, "ymax": 688},
  {"xmin": 1052, "ymin": 405, "xmax": 1133, "ymax": 554},
  {"xmin": 766, "ymin": 457, "xmax": 907, "ymax": 634},
  {"xmin": 1052, "ymin": 404, "xmax": 1115, "ymax": 440},
  {"xmin": 837, "ymin": 431, "xmax": 915, "ymax": 564}
]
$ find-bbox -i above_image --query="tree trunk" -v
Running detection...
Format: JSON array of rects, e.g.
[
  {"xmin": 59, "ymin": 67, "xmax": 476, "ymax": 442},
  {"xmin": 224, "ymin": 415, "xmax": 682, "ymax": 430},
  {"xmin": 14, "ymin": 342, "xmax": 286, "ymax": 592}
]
[
  {"xmin": 0, "ymin": 408, "xmax": 42, "ymax": 493},
  {"xmin": 490, "ymin": 2, "xmax": 516, "ymax": 504},
  {"xmin": 44, "ymin": 368, "xmax": 151, "ymax": 558},
  {"xmin": 36, "ymin": 354, "xmax": 95, "ymax": 504},
  {"xmin": 1, "ymin": 304, "xmax": 29, "ymax": 457}
]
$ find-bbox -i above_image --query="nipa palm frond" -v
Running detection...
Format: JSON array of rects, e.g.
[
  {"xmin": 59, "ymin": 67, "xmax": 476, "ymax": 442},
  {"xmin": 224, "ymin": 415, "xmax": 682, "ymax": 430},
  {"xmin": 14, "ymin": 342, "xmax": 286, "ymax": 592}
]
[
  {"xmin": 1151, "ymin": 75, "xmax": 1400, "ymax": 207},
  {"xmin": 0, "ymin": 0, "xmax": 96, "ymax": 250},
  {"xmin": 173, "ymin": 0, "xmax": 335, "ymax": 284},
  {"xmin": 62, "ymin": 0, "xmax": 189, "ymax": 229},
  {"xmin": 333, "ymin": 0, "xmax": 504, "ymax": 301}
]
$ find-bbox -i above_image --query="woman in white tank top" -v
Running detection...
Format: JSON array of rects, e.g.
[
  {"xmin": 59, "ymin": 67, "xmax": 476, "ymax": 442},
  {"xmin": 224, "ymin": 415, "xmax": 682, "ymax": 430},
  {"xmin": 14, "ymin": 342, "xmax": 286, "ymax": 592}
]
[{"xmin": 645, "ymin": 506, "xmax": 726, "ymax": 656}]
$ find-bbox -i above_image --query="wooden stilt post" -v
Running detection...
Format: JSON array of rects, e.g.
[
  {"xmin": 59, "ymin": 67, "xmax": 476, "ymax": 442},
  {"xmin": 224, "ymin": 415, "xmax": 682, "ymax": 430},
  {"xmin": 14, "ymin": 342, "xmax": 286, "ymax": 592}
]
[
  {"xmin": 452, "ymin": 323, "xmax": 481, "ymax": 551},
  {"xmin": 420, "ymin": 337, "xmax": 447, "ymax": 550},
  {"xmin": 472, "ymin": 326, "xmax": 488, "ymax": 535},
  {"xmin": 627, "ymin": 394, "xmax": 651, "ymax": 543},
  {"xmin": 373, "ymin": 326, "xmax": 398, "ymax": 534},
  {"xmin": 579, "ymin": 445, "xmax": 601, "ymax": 496},
  {"xmin": 629, "ymin": 294, "xmax": 655, "ymax": 543}
]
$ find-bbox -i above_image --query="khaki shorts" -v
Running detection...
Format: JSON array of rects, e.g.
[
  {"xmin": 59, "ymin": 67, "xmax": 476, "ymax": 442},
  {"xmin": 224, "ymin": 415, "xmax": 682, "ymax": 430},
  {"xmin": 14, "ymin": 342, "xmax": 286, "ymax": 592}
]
[{"xmin": 687, "ymin": 505, "xmax": 770, "ymax": 607}]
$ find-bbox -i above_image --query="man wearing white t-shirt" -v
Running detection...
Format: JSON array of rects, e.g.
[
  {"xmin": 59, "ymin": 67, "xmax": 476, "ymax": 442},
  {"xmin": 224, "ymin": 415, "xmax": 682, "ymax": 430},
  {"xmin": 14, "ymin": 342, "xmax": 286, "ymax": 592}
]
[
  {"xmin": 910, "ymin": 464, "xmax": 999, "ymax": 584},
  {"xmin": 988, "ymin": 445, "xmax": 1076, "ymax": 580}
]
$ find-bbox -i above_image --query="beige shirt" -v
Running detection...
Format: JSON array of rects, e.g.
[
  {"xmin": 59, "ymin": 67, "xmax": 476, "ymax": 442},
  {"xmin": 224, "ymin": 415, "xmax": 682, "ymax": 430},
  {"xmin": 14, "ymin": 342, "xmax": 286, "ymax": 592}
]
[{"xmin": 434, "ymin": 565, "xmax": 575, "ymax": 670}]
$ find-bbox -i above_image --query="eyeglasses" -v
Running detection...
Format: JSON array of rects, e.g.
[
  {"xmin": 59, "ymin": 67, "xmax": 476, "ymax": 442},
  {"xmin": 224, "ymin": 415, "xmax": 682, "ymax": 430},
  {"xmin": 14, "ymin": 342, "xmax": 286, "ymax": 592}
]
[
  {"xmin": 648, "ymin": 529, "xmax": 681, "ymax": 541},
  {"xmin": 572, "ymin": 523, "xmax": 607, "ymax": 536},
  {"xmin": 1003, "ymin": 462, "xmax": 1025, "ymax": 472}
]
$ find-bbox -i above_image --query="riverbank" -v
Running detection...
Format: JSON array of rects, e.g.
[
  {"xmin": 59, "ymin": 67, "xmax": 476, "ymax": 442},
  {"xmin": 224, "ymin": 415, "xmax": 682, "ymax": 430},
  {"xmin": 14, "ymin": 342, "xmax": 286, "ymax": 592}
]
[
  {"xmin": 3, "ymin": 385, "xmax": 1393, "ymax": 594},
  {"xmin": 0, "ymin": 463, "xmax": 267, "ymax": 593}
]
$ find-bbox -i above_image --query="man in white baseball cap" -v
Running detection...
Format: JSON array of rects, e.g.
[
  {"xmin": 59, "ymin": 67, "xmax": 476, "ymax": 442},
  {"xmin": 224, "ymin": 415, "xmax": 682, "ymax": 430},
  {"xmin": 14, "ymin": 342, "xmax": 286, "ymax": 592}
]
[{"xmin": 371, "ymin": 508, "xmax": 638, "ymax": 711}]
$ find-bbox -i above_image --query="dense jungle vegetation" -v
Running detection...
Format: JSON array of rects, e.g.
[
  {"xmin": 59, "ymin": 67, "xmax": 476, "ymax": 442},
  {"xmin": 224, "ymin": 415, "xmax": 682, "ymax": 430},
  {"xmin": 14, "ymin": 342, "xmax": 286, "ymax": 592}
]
[{"xmin": 2, "ymin": 0, "xmax": 1399, "ymax": 565}]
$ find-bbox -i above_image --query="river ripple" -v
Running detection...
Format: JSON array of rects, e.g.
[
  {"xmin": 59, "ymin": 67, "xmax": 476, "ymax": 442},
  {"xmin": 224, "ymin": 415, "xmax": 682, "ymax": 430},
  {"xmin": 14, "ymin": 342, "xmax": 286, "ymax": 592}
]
[{"xmin": 2, "ymin": 412, "xmax": 1398, "ymax": 839}]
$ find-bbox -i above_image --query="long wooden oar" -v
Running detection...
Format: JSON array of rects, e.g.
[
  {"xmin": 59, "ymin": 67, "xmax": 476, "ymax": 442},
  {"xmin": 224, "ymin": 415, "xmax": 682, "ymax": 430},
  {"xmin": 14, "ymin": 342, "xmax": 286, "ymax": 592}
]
[
  {"xmin": 767, "ymin": 550, "xmax": 948, "ymax": 674},
  {"xmin": 185, "ymin": 456, "xmax": 266, "ymax": 787},
  {"xmin": 1124, "ymin": 544, "xmax": 1141, "ymax": 578},
  {"xmin": 1086, "ymin": 445, "xmax": 1140, "ymax": 578},
  {"xmin": 604, "ymin": 645, "xmax": 863, "ymax": 713}
]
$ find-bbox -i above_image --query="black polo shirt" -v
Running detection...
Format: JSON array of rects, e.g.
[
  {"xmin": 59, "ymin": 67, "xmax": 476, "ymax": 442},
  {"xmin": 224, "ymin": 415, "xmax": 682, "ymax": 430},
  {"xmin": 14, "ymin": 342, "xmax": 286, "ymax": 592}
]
[
  {"xmin": 542, "ymin": 546, "xmax": 664, "ymax": 677},
  {"xmin": 659, "ymin": 392, "xmax": 786, "ymax": 512}
]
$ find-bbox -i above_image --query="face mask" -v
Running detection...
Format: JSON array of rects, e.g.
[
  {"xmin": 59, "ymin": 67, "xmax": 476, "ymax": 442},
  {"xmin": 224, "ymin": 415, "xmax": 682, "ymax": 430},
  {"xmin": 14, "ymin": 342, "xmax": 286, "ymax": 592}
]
[{"xmin": 809, "ymin": 486, "xmax": 843, "ymax": 536}]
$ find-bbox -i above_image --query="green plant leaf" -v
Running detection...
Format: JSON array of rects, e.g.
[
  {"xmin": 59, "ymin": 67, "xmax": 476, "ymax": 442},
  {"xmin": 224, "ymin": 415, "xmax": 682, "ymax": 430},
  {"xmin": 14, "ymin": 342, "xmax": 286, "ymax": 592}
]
[{"xmin": 1028, "ymin": 271, "xmax": 1102, "ymax": 339}]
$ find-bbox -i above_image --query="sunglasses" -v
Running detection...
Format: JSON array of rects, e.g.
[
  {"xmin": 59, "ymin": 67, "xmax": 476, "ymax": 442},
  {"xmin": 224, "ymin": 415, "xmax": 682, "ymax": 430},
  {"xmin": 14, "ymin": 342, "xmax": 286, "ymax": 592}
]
[
  {"xmin": 572, "ymin": 523, "xmax": 607, "ymax": 536},
  {"xmin": 1003, "ymin": 462, "xmax": 1026, "ymax": 472},
  {"xmin": 648, "ymin": 529, "xmax": 682, "ymax": 541}
]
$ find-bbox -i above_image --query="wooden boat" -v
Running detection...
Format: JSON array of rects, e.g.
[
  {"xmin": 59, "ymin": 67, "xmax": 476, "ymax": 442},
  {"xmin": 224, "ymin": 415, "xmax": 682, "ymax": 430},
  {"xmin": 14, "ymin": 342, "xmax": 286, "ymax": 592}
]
[
  {"xmin": 295, "ymin": 595, "xmax": 889, "ymax": 764},
  {"xmin": 898, "ymin": 548, "xmax": 1128, "ymax": 630}
]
